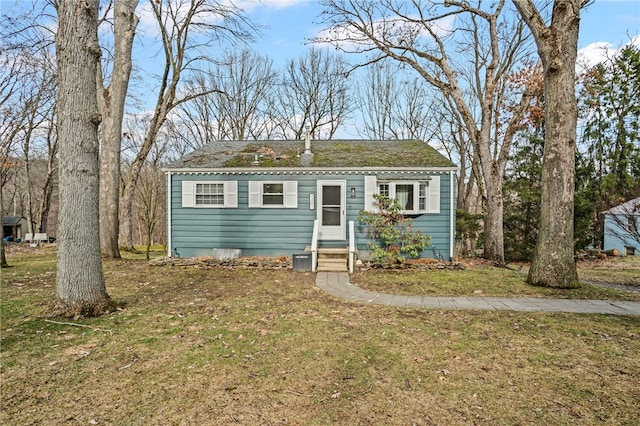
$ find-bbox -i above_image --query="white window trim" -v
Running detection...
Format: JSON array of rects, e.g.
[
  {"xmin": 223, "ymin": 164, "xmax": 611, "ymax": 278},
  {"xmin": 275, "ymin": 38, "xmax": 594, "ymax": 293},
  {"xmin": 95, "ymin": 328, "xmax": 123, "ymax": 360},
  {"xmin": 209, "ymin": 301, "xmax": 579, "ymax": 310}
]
[
  {"xmin": 364, "ymin": 175, "xmax": 440, "ymax": 214},
  {"xmin": 181, "ymin": 180, "xmax": 237, "ymax": 208},
  {"xmin": 248, "ymin": 181, "xmax": 298, "ymax": 208}
]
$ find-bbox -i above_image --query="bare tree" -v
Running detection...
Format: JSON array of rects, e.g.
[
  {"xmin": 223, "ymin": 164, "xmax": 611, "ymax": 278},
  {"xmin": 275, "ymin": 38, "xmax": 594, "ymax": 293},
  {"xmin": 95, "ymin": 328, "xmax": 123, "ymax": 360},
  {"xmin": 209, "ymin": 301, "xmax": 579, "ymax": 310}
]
[
  {"xmin": 356, "ymin": 62, "xmax": 439, "ymax": 141},
  {"xmin": 172, "ymin": 73, "xmax": 221, "ymax": 148},
  {"xmin": 120, "ymin": 0, "xmax": 256, "ymax": 251},
  {"xmin": 0, "ymin": 50, "xmax": 24, "ymax": 267},
  {"xmin": 15, "ymin": 50, "xmax": 57, "ymax": 236},
  {"xmin": 316, "ymin": 0, "xmax": 534, "ymax": 262},
  {"xmin": 134, "ymin": 139, "xmax": 167, "ymax": 259},
  {"xmin": 270, "ymin": 47, "xmax": 352, "ymax": 139},
  {"xmin": 1, "ymin": 54, "xmax": 29, "ymax": 211},
  {"xmin": 0, "ymin": 153, "xmax": 15, "ymax": 268},
  {"xmin": 176, "ymin": 48, "xmax": 277, "ymax": 143},
  {"xmin": 55, "ymin": 0, "xmax": 108, "ymax": 316},
  {"xmin": 0, "ymin": 192, "xmax": 6, "ymax": 267},
  {"xmin": 34, "ymin": 106, "xmax": 58, "ymax": 234},
  {"xmin": 214, "ymin": 49, "xmax": 277, "ymax": 140},
  {"xmin": 356, "ymin": 63, "xmax": 395, "ymax": 139},
  {"xmin": 1, "ymin": 22, "xmax": 58, "ymax": 264},
  {"xmin": 424, "ymin": 90, "xmax": 483, "ymax": 216},
  {"xmin": 512, "ymin": 0, "xmax": 585, "ymax": 288},
  {"xmin": 98, "ymin": 0, "xmax": 139, "ymax": 259}
]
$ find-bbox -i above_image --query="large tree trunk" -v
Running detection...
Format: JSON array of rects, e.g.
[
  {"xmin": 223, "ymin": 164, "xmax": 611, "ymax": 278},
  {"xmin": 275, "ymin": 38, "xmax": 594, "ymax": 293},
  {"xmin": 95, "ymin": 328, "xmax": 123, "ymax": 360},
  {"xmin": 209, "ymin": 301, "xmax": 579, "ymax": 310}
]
[
  {"xmin": 98, "ymin": 0, "xmax": 139, "ymax": 259},
  {"xmin": 121, "ymin": 177, "xmax": 136, "ymax": 251},
  {"xmin": 1, "ymin": 188, "xmax": 8, "ymax": 268},
  {"xmin": 55, "ymin": 0, "xmax": 109, "ymax": 316},
  {"xmin": 36, "ymin": 169, "xmax": 54, "ymax": 233},
  {"xmin": 483, "ymin": 169, "xmax": 505, "ymax": 262},
  {"xmin": 514, "ymin": 0, "xmax": 581, "ymax": 288}
]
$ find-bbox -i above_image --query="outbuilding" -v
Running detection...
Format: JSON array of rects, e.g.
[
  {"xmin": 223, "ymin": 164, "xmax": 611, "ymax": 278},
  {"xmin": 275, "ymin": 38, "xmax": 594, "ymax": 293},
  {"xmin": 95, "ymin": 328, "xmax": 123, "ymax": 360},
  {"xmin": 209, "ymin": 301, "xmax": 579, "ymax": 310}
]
[
  {"xmin": 2, "ymin": 216, "xmax": 28, "ymax": 241},
  {"xmin": 603, "ymin": 197, "xmax": 640, "ymax": 256}
]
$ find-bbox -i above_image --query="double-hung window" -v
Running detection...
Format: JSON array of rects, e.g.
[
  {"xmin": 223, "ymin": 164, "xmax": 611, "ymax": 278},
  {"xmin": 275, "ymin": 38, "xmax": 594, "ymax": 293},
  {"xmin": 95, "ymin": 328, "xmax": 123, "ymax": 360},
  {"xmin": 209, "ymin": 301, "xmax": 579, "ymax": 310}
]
[
  {"xmin": 262, "ymin": 183, "xmax": 284, "ymax": 206},
  {"xmin": 181, "ymin": 181, "xmax": 238, "ymax": 208},
  {"xmin": 196, "ymin": 183, "xmax": 224, "ymax": 206},
  {"xmin": 248, "ymin": 181, "xmax": 298, "ymax": 208}
]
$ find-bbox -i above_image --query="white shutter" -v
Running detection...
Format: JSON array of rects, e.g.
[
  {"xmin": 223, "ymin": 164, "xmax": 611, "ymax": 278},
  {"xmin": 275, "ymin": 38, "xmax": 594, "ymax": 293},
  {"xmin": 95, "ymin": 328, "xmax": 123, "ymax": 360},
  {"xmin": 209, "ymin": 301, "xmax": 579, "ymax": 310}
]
[
  {"xmin": 224, "ymin": 181, "xmax": 238, "ymax": 208},
  {"xmin": 364, "ymin": 175, "xmax": 378, "ymax": 212},
  {"xmin": 284, "ymin": 181, "xmax": 298, "ymax": 208},
  {"xmin": 248, "ymin": 181, "xmax": 261, "ymax": 208},
  {"xmin": 428, "ymin": 175, "xmax": 440, "ymax": 213},
  {"xmin": 182, "ymin": 181, "xmax": 195, "ymax": 207}
]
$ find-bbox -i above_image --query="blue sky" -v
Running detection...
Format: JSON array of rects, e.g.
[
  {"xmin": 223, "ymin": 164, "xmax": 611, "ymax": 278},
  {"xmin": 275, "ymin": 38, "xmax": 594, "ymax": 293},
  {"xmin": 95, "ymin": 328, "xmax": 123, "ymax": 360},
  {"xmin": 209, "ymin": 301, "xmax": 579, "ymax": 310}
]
[
  {"xmin": 578, "ymin": 0, "xmax": 640, "ymax": 46},
  {"xmin": 236, "ymin": 0, "xmax": 640, "ymax": 139},
  {"xmin": 244, "ymin": 0, "xmax": 640, "ymax": 68},
  {"xmin": 1, "ymin": 0, "xmax": 637, "ymax": 68},
  {"xmin": 3, "ymin": 0, "xmax": 637, "ymax": 125},
  {"xmin": 116, "ymin": 0, "xmax": 638, "ymax": 138}
]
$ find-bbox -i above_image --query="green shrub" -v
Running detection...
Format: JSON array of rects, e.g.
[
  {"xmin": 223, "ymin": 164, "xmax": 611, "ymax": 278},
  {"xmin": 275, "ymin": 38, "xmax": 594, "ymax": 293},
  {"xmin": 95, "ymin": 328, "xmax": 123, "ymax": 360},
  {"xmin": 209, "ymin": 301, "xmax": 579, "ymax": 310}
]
[{"xmin": 358, "ymin": 195, "xmax": 431, "ymax": 267}]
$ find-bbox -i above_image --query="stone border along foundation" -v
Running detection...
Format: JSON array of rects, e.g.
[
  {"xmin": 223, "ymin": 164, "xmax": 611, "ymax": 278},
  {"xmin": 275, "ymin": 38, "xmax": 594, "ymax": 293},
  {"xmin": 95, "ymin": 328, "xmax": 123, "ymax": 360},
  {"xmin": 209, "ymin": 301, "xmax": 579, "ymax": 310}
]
[{"xmin": 150, "ymin": 256, "xmax": 466, "ymax": 271}]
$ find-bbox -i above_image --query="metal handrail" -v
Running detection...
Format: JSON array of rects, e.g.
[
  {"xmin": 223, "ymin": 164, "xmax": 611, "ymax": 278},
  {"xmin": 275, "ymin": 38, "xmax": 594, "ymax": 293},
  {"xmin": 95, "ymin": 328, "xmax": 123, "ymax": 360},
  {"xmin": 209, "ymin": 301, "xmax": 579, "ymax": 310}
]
[
  {"xmin": 311, "ymin": 220, "xmax": 319, "ymax": 272},
  {"xmin": 348, "ymin": 220, "xmax": 355, "ymax": 273}
]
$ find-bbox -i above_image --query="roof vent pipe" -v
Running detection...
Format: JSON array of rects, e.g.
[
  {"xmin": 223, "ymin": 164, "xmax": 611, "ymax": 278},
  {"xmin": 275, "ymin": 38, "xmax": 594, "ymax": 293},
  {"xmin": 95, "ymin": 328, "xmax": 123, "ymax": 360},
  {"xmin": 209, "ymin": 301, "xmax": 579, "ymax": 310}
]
[{"xmin": 304, "ymin": 125, "xmax": 312, "ymax": 155}]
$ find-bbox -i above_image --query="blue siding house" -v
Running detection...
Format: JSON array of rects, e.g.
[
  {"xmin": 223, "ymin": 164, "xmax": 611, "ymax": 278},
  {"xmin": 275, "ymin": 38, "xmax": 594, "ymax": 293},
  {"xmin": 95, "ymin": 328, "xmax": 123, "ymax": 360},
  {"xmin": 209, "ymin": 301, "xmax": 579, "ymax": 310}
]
[
  {"xmin": 164, "ymin": 138, "xmax": 458, "ymax": 269},
  {"xmin": 603, "ymin": 197, "xmax": 640, "ymax": 256}
]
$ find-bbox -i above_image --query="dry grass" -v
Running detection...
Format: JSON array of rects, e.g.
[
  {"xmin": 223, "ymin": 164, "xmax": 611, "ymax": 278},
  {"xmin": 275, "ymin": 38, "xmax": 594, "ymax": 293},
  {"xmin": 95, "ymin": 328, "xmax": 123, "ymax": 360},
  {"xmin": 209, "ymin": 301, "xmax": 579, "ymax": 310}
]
[
  {"xmin": 1, "ymin": 247, "xmax": 639, "ymax": 425},
  {"xmin": 577, "ymin": 256, "xmax": 640, "ymax": 288},
  {"xmin": 351, "ymin": 257, "xmax": 640, "ymax": 301}
]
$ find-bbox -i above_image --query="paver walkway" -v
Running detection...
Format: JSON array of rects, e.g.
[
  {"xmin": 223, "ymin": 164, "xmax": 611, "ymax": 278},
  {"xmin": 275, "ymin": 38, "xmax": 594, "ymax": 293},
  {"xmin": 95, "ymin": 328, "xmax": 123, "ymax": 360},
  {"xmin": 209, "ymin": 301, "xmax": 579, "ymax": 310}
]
[{"xmin": 316, "ymin": 272, "xmax": 640, "ymax": 316}]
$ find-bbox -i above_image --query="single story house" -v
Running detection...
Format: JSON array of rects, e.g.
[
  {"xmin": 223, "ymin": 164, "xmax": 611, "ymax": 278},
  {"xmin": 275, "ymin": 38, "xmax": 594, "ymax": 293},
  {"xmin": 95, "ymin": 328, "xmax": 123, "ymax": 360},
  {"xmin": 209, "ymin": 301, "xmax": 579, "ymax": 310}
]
[
  {"xmin": 603, "ymin": 197, "xmax": 640, "ymax": 256},
  {"xmin": 2, "ymin": 216, "xmax": 28, "ymax": 241},
  {"xmin": 164, "ymin": 138, "xmax": 458, "ymax": 270}
]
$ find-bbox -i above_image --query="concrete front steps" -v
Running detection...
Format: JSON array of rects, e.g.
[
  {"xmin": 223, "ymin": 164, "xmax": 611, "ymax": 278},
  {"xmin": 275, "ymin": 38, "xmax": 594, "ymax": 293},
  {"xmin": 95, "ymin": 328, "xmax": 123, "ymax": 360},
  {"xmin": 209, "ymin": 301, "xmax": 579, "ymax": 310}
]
[{"xmin": 316, "ymin": 247, "xmax": 349, "ymax": 272}]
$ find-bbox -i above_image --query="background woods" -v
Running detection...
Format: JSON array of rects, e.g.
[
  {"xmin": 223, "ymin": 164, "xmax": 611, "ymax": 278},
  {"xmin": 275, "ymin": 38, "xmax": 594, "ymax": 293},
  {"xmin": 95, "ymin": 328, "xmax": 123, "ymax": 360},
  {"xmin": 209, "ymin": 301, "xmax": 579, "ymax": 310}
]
[{"xmin": 1, "ymin": 1, "xmax": 638, "ymax": 275}]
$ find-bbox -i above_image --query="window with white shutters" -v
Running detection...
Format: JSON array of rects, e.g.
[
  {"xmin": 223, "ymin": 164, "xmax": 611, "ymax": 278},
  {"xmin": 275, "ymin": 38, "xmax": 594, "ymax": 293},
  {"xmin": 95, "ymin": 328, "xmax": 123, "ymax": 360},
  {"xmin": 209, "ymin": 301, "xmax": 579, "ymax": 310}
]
[
  {"xmin": 363, "ymin": 176, "xmax": 440, "ymax": 214},
  {"xmin": 181, "ymin": 181, "xmax": 237, "ymax": 208}
]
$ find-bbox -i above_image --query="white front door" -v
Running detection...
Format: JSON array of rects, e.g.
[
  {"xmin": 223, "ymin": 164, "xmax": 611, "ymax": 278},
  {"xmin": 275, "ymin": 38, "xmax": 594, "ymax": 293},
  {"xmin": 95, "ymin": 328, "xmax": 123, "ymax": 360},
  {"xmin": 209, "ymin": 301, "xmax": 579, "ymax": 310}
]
[{"xmin": 317, "ymin": 180, "xmax": 346, "ymax": 240}]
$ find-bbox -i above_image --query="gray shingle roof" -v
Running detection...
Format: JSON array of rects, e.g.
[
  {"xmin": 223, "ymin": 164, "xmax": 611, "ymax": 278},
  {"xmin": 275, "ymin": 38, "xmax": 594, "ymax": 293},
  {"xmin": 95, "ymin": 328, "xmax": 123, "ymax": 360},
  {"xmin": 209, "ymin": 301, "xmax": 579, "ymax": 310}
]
[
  {"xmin": 165, "ymin": 139, "xmax": 457, "ymax": 170},
  {"xmin": 604, "ymin": 197, "xmax": 640, "ymax": 215},
  {"xmin": 2, "ymin": 216, "xmax": 24, "ymax": 227}
]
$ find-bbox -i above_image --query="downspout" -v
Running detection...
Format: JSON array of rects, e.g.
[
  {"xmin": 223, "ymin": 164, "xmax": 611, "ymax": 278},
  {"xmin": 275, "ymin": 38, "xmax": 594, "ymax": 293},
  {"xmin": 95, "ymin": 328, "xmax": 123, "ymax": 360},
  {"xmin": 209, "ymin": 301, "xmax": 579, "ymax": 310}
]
[
  {"xmin": 450, "ymin": 171, "xmax": 455, "ymax": 261},
  {"xmin": 167, "ymin": 171, "xmax": 172, "ymax": 257}
]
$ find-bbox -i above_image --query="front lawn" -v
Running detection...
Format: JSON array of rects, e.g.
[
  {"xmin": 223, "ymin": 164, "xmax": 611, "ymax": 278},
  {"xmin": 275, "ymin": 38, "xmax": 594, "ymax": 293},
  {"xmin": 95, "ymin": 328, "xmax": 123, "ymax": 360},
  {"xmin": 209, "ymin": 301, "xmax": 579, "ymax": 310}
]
[
  {"xmin": 1, "ymin": 247, "xmax": 638, "ymax": 425},
  {"xmin": 351, "ymin": 257, "xmax": 640, "ymax": 301}
]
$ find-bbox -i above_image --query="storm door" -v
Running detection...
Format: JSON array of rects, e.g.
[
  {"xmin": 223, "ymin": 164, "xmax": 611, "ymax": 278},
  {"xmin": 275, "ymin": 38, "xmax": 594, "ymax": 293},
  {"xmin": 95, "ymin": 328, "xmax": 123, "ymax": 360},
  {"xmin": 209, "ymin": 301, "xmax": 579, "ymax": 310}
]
[{"xmin": 317, "ymin": 180, "xmax": 346, "ymax": 240}]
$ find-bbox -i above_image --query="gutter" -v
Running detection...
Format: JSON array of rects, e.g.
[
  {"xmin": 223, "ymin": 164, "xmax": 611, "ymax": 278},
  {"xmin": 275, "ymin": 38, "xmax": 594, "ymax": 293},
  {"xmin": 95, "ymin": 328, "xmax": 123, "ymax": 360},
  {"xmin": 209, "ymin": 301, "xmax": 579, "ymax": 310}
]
[
  {"xmin": 166, "ymin": 171, "xmax": 172, "ymax": 257},
  {"xmin": 450, "ymin": 170, "xmax": 456, "ymax": 261},
  {"xmin": 161, "ymin": 166, "xmax": 460, "ymax": 174}
]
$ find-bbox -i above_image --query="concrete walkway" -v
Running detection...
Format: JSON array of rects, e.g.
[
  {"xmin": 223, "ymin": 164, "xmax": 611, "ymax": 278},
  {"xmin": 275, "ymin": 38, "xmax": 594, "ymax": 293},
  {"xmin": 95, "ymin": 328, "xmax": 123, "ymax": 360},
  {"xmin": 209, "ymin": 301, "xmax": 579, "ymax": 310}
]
[{"xmin": 315, "ymin": 272, "xmax": 640, "ymax": 316}]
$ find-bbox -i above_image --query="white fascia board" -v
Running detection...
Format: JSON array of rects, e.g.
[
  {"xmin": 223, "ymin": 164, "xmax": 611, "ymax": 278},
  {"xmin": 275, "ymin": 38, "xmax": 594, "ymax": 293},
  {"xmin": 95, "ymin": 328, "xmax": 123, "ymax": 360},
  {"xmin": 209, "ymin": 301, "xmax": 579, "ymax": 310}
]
[{"xmin": 162, "ymin": 166, "xmax": 460, "ymax": 174}]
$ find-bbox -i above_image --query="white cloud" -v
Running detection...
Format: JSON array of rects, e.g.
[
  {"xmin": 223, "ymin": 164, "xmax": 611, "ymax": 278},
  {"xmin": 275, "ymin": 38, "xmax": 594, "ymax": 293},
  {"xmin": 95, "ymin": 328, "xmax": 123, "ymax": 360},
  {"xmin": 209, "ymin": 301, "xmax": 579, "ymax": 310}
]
[
  {"xmin": 578, "ymin": 41, "xmax": 616, "ymax": 70},
  {"xmin": 134, "ymin": 0, "xmax": 240, "ymax": 37},
  {"xmin": 313, "ymin": 14, "xmax": 455, "ymax": 52},
  {"xmin": 577, "ymin": 34, "xmax": 640, "ymax": 71}
]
